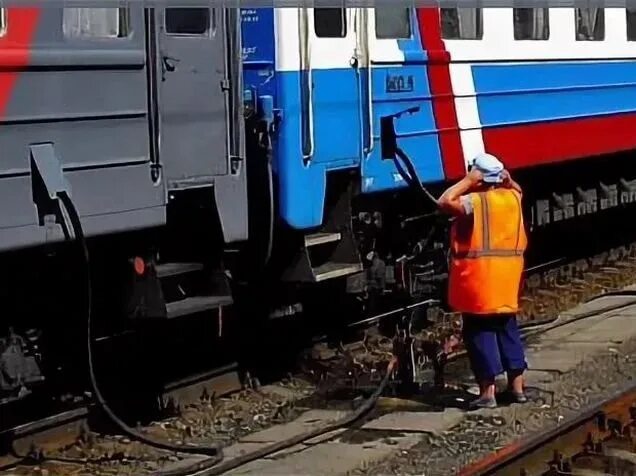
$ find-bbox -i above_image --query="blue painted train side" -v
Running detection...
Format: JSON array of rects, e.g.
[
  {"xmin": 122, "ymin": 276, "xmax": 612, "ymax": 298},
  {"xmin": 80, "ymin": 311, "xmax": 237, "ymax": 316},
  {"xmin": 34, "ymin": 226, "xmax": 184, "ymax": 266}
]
[
  {"xmin": 241, "ymin": 8, "xmax": 447, "ymax": 231},
  {"xmin": 243, "ymin": 7, "xmax": 636, "ymax": 237},
  {"xmin": 240, "ymin": 6, "xmax": 636, "ymax": 315}
]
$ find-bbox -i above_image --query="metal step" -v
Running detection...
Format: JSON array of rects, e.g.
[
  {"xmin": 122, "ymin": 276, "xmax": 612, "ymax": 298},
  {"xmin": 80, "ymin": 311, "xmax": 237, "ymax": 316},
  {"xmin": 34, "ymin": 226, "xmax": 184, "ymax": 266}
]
[
  {"xmin": 305, "ymin": 232, "xmax": 341, "ymax": 247},
  {"xmin": 313, "ymin": 262, "xmax": 363, "ymax": 282},
  {"xmin": 166, "ymin": 295, "xmax": 233, "ymax": 319},
  {"xmin": 156, "ymin": 262, "xmax": 204, "ymax": 278}
]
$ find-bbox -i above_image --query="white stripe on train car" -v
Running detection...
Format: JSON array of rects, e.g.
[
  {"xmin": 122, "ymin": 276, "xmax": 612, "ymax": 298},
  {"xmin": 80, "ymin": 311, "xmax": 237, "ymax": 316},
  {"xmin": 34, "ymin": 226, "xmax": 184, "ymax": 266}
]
[
  {"xmin": 276, "ymin": 8, "xmax": 362, "ymax": 72},
  {"xmin": 444, "ymin": 8, "xmax": 636, "ymax": 62},
  {"xmin": 448, "ymin": 63, "xmax": 485, "ymax": 167},
  {"xmin": 442, "ymin": 7, "xmax": 636, "ymax": 168},
  {"xmin": 308, "ymin": 9, "xmax": 358, "ymax": 70},
  {"xmin": 368, "ymin": 9, "xmax": 406, "ymax": 64},
  {"xmin": 274, "ymin": 9, "xmax": 300, "ymax": 72},
  {"xmin": 276, "ymin": 8, "xmax": 405, "ymax": 72}
]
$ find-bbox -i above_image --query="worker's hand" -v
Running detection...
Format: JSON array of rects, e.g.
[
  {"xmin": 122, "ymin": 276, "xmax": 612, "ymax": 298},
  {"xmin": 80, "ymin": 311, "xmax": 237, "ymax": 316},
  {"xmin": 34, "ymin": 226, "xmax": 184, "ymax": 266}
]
[
  {"xmin": 467, "ymin": 168, "xmax": 483, "ymax": 185},
  {"xmin": 501, "ymin": 169, "xmax": 512, "ymax": 187},
  {"xmin": 501, "ymin": 169, "xmax": 523, "ymax": 194}
]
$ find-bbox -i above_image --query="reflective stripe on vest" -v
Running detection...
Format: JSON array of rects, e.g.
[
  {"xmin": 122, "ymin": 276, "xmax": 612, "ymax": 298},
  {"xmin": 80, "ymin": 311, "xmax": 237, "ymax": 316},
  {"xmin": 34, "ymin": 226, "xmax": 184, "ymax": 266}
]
[
  {"xmin": 450, "ymin": 191, "xmax": 525, "ymax": 260},
  {"xmin": 448, "ymin": 188, "xmax": 527, "ymax": 315},
  {"xmin": 453, "ymin": 249, "xmax": 524, "ymax": 259}
]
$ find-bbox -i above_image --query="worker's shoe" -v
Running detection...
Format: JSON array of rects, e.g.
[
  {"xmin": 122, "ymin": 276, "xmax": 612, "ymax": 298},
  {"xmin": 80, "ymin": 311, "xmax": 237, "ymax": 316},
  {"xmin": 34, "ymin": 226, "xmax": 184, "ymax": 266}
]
[
  {"xmin": 468, "ymin": 397, "xmax": 497, "ymax": 410},
  {"xmin": 503, "ymin": 389, "xmax": 528, "ymax": 403},
  {"xmin": 511, "ymin": 391, "xmax": 528, "ymax": 403}
]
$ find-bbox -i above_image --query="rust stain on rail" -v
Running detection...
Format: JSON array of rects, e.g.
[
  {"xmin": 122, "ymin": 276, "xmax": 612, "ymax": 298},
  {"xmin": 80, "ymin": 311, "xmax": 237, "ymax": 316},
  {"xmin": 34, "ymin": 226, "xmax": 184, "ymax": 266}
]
[{"xmin": 459, "ymin": 385, "xmax": 636, "ymax": 476}]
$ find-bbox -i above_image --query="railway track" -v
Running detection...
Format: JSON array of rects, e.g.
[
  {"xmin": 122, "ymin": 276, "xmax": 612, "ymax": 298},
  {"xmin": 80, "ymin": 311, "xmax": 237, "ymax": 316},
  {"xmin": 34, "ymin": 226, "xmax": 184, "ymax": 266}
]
[
  {"xmin": 3, "ymin": 240, "xmax": 636, "ymax": 475},
  {"xmin": 462, "ymin": 383, "xmax": 636, "ymax": 476}
]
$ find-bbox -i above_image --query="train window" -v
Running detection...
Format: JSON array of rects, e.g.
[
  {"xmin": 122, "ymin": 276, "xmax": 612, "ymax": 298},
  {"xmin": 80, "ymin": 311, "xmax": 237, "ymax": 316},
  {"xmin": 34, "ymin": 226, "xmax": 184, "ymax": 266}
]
[
  {"xmin": 441, "ymin": 8, "xmax": 483, "ymax": 40},
  {"xmin": 575, "ymin": 8, "xmax": 604, "ymax": 41},
  {"xmin": 627, "ymin": 8, "xmax": 636, "ymax": 40},
  {"xmin": 63, "ymin": 8, "xmax": 129, "ymax": 38},
  {"xmin": 314, "ymin": 8, "xmax": 346, "ymax": 38},
  {"xmin": 375, "ymin": 8, "xmax": 411, "ymax": 39},
  {"xmin": 514, "ymin": 8, "xmax": 549, "ymax": 40},
  {"xmin": 165, "ymin": 8, "xmax": 210, "ymax": 35}
]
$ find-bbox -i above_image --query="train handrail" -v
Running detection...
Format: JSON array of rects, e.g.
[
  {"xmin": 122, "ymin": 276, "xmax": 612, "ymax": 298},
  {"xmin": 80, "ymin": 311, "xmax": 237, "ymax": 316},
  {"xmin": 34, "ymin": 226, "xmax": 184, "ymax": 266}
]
[
  {"xmin": 299, "ymin": 7, "xmax": 314, "ymax": 165},
  {"xmin": 354, "ymin": 8, "xmax": 374, "ymax": 156}
]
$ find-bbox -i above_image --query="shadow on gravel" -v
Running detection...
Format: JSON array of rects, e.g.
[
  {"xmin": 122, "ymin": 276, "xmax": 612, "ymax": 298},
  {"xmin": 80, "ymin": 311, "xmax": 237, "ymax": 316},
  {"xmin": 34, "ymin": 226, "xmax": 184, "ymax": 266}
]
[
  {"xmin": 412, "ymin": 384, "xmax": 538, "ymax": 411},
  {"xmin": 414, "ymin": 385, "xmax": 476, "ymax": 411}
]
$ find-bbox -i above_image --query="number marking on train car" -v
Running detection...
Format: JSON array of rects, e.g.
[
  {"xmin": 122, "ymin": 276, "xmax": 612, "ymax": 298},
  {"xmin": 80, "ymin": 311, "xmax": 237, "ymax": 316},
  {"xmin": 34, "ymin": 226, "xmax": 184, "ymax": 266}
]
[{"xmin": 385, "ymin": 74, "xmax": 414, "ymax": 93}]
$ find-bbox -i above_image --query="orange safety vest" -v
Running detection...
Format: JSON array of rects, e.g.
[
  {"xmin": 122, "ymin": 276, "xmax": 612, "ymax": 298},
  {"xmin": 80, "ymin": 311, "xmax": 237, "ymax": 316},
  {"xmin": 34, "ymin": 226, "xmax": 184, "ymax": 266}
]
[{"xmin": 448, "ymin": 188, "xmax": 527, "ymax": 315}]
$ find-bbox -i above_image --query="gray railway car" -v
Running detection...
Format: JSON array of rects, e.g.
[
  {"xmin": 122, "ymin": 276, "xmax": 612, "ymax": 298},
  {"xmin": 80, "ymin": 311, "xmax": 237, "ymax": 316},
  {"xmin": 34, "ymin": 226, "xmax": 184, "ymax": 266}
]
[{"xmin": 0, "ymin": 7, "xmax": 247, "ymax": 409}]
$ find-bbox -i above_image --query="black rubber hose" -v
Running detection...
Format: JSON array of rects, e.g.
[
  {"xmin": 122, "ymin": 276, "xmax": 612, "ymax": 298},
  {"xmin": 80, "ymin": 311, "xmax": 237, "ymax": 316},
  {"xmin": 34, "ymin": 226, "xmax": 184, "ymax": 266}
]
[
  {"xmin": 57, "ymin": 191, "xmax": 224, "ymax": 460},
  {"xmin": 177, "ymin": 288, "xmax": 636, "ymax": 475},
  {"xmin": 393, "ymin": 147, "xmax": 439, "ymax": 207},
  {"xmin": 165, "ymin": 290, "xmax": 636, "ymax": 475},
  {"xmin": 263, "ymin": 153, "xmax": 274, "ymax": 268},
  {"xmin": 521, "ymin": 290, "xmax": 636, "ymax": 340},
  {"xmin": 245, "ymin": 116, "xmax": 274, "ymax": 270},
  {"xmin": 587, "ymin": 289, "xmax": 636, "ymax": 298},
  {"xmin": 154, "ymin": 357, "xmax": 398, "ymax": 476}
]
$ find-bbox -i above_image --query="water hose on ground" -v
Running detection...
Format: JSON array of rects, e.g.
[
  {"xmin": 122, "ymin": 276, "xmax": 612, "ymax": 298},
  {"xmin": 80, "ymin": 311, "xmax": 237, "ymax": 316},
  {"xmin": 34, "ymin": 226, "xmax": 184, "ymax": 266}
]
[
  {"xmin": 155, "ymin": 357, "xmax": 398, "ymax": 476},
  {"xmin": 162, "ymin": 288, "xmax": 636, "ymax": 475},
  {"xmin": 521, "ymin": 289, "xmax": 636, "ymax": 340},
  {"xmin": 9, "ymin": 276, "xmax": 636, "ymax": 474},
  {"xmin": 57, "ymin": 191, "xmax": 224, "ymax": 462}
]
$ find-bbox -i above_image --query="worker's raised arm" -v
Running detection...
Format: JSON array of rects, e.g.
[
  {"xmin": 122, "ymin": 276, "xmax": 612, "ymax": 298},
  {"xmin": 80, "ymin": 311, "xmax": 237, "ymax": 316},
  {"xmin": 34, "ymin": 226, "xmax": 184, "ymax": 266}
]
[
  {"xmin": 501, "ymin": 170, "xmax": 523, "ymax": 195},
  {"xmin": 437, "ymin": 169, "xmax": 483, "ymax": 216},
  {"xmin": 501, "ymin": 170, "xmax": 522, "ymax": 195}
]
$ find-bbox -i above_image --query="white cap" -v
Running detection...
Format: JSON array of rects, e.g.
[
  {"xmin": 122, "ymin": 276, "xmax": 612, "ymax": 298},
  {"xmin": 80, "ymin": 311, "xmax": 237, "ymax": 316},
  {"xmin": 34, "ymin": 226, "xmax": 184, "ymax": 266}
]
[{"xmin": 469, "ymin": 153, "xmax": 504, "ymax": 183}]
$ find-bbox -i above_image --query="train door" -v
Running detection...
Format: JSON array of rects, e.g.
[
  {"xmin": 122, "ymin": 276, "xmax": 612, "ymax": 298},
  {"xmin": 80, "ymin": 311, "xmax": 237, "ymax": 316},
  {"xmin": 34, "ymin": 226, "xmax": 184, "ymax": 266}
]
[
  {"xmin": 361, "ymin": 8, "xmax": 445, "ymax": 193},
  {"xmin": 303, "ymin": 8, "xmax": 362, "ymax": 166},
  {"xmin": 155, "ymin": 7, "xmax": 229, "ymax": 186}
]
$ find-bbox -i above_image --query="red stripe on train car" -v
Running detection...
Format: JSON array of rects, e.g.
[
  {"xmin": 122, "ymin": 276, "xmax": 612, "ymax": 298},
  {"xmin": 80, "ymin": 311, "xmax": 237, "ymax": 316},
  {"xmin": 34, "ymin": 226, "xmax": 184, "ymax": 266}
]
[
  {"xmin": 0, "ymin": 8, "xmax": 41, "ymax": 118},
  {"xmin": 416, "ymin": 8, "xmax": 465, "ymax": 180},
  {"xmin": 483, "ymin": 113, "xmax": 636, "ymax": 170}
]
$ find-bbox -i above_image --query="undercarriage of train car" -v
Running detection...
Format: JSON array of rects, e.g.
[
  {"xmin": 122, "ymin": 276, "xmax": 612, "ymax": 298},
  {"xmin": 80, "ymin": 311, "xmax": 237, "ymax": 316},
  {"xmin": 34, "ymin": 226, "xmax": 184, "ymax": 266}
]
[
  {"xmin": 348, "ymin": 136, "xmax": 634, "ymax": 389},
  {"xmin": 317, "ymin": 115, "xmax": 636, "ymax": 384},
  {"xmin": 238, "ymin": 100, "xmax": 636, "ymax": 388},
  {"xmin": 355, "ymin": 139, "xmax": 636, "ymax": 333},
  {"xmin": 0, "ymin": 187, "xmax": 236, "ymax": 434}
]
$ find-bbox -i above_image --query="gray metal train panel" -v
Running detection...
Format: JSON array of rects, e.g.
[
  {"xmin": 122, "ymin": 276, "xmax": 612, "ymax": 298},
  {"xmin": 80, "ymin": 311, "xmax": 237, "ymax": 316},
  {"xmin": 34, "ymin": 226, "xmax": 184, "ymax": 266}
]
[
  {"xmin": 153, "ymin": 7, "xmax": 247, "ymax": 243},
  {"xmin": 0, "ymin": 7, "xmax": 247, "ymax": 252},
  {"xmin": 0, "ymin": 8, "xmax": 163, "ymax": 252}
]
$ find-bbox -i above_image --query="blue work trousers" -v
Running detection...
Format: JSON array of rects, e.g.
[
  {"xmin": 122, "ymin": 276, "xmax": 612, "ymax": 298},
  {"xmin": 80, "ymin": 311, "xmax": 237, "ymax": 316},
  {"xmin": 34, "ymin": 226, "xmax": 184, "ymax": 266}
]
[{"xmin": 461, "ymin": 314, "xmax": 527, "ymax": 382}]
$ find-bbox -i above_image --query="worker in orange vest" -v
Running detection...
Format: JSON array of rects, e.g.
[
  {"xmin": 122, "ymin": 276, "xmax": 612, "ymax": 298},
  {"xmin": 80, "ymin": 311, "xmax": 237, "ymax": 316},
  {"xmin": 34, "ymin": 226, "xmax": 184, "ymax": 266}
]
[{"xmin": 438, "ymin": 153, "xmax": 528, "ymax": 409}]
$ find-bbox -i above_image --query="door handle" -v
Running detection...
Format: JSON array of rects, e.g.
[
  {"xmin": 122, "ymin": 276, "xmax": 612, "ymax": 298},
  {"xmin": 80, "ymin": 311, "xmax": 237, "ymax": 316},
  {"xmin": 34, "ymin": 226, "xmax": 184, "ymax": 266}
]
[
  {"xmin": 160, "ymin": 55, "xmax": 180, "ymax": 81},
  {"xmin": 163, "ymin": 55, "xmax": 179, "ymax": 72}
]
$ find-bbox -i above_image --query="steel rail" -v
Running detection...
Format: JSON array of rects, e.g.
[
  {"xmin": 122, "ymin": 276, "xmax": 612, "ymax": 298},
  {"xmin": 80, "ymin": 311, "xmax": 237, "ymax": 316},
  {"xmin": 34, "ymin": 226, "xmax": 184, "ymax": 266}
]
[{"xmin": 458, "ymin": 383, "xmax": 636, "ymax": 476}]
